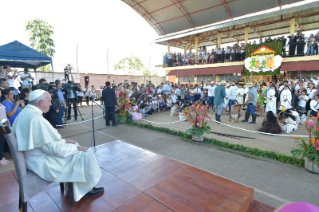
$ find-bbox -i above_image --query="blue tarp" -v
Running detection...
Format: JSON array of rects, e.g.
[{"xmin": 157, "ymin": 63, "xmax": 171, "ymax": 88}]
[{"xmin": 0, "ymin": 40, "xmax": 53, "ymax": 71}]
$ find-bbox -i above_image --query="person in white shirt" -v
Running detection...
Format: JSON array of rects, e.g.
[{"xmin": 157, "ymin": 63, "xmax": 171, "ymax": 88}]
[
  {"xmin": 5, "ymin": 65, "xmax": 18, "ymax": 91},
  {"xmin": 20, "ymin": 68, "xmax": 35, "ymax": 89},
  {"xmin": 292, "ymin": 76, "xmax": 299, "ymax": 84},
  {"xmin": 204, "ymin": 82, "xmax": 216, "ymax": 110},
  {"xmin": 298, "ymin": 90, "xmax": 308, "ymax": 114},
  {"xmin": 163, "ymin": 81, "xmax": 172, "ymax": 96},
  {"xmin": 311, "ymin": 76, "xmax": 319, "ymax": 86},
  {"xmin": 193, "ymin": 84, "xmax": 201, "ymax": 102},
  {"xmin": 310, "ymin": 94, "xmax": 319, "ymax": 116},
  {"xmin": 171, "ymin": 91, "xmax": 178, "ymax": 104},
  {"xmin": 228, "ymin": 83, "xmax": 238, "ymax": 115},
  {"xmin": 84, "ymin": 88, "xmax": 91, "ymax": 106},
  {"xmin": 306, "ymin": 82, "xmax": 317, "ymax": 112}
]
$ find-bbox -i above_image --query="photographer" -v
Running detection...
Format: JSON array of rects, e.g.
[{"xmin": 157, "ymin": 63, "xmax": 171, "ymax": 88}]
[
  {"xmin": 65, "ymin": 81, "xmax": 82, "ymax": 121},
  {"xmin": 64, "ymin": 66, "xmax": 70, "ymax": 82},
  {"xmin": 56, "ymin": 82, "xmax": 66, "ymax": 128},
  {"xmin": 44, "ymin": 89, "xmax": 61, "ymax": 129},
  {"xmin": 20, "ymin": 68, "xmax": 34, "ymax": 89}
]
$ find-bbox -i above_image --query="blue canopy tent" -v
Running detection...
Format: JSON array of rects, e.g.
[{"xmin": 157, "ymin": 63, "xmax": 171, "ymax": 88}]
[{"xmin": 0, "ymin": 40, "xmax": 53, "ymax": 72}]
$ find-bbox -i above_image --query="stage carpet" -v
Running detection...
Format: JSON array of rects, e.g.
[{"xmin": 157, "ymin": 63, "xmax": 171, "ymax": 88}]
[{"xmin": 0, "ymin": 140, "xmax": 274, "ymax": 212}]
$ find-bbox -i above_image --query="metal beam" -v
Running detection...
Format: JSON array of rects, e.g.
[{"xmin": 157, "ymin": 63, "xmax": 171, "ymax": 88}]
[
  {"xmin": 143, "ymin": 0, "xmax": 187, "ymax": 17},
  {"xmin": 171, "ymin": 0, "xmax": 196, "ymax": 29},
  {"xmin": 220, "ymin": 0, "xmax": 233, "ymax": 20},
  {"xmin": 122, "ymin": 0, "xmax": 166, "ymax": 35},
  {"xmin": 151, "ymin": 0, "xmax": 238, "ymax": 26},
  {"xmin": 278, "ymin": 0, "xmax": 282, "ymax": 10}
]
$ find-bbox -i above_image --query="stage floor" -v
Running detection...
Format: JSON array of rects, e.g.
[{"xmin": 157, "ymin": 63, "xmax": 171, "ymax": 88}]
[{"xmin": 0, "ymin": 140, "xmax": 274, "ymax": 212}]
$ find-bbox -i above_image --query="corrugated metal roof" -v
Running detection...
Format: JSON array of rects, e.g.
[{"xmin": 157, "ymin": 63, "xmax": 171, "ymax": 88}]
[{"xmin": 122, "ymin": 0, "xmax": 304, "ymax": 35}]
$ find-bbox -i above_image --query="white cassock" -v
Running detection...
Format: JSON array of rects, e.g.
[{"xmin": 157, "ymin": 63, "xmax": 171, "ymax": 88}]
[
  {"xmin": 12, "ymin": 104, "xmax": 102, "ymax": 202},
  {"xmin": 265, "ymin": 89, "xmax": 277, "ymax": 114},
  {"xmin": 236, "ymin": 88, "xmax": 245, "ymax": 104},
  {"xmin": 280, "ymin": 89, "xmax": 292, "ymax": 110},
  {"xmin": 281, "ymin": 117, "xmax": 297, "ymax": 133}
]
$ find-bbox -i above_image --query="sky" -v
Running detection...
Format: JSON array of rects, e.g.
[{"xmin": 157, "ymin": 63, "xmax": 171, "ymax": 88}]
[{"xmin": 0, "ymin": 0, "xmax": 168, "ymax": 76}]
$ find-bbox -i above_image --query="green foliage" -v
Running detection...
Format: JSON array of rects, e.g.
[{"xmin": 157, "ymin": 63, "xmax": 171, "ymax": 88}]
[
  {"xmin": 126, "ymin": 120, "xmax": 304, "ymax": 167},
  {"xmin": 244, "ymin": 41, "xmax": 283, "ymax": 76},
  {"xmin": 26, "ymin": 18, "xmax": 55, "ymax": 58},
  {"xmin": 115, "ymin": 56, "xmax": 145, "ymax": 75}
]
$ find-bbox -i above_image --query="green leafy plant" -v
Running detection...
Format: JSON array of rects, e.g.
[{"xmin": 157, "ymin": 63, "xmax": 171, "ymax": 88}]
[
  {"xmin": 291, "ymin": 113, "xmax": 319, "ymax": 163},
  {"xmin": 114, "ymin": 56, "xmax": 145, "ymax": 75}
]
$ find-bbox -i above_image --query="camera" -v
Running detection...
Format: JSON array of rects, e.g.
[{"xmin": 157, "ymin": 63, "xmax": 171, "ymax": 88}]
[{"xmin": 32, "ymin": 82, "xmax": 57, "ymax": 93}]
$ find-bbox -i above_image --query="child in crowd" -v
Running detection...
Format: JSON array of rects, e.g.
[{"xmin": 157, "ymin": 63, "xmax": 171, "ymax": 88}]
[
  {"xmin": 170, "ymin": 103, "xmax": 180, "ymax": 116},
  {"xmin": 298, "ymin": 90, "xmax": 308, "ymax": 113},
  {"xmin": 166, "ymin": 95, "xmax": 172, "ymax": 110}
]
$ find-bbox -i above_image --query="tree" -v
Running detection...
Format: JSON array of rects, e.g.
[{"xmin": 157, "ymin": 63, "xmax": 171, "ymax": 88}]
[
  {"xmin": 26, "ymin": 18, "xmax": 55, "ymax": 71},
  {"xmin": 114, "ymin": 56, "xmax": 145, "ymax": 75}
]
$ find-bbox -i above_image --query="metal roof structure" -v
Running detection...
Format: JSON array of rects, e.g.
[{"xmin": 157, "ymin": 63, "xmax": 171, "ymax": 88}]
[
  {"xmin": 122, "ymin": 0, "xmax": 319, "ymax": 49},
  {"xmin": 122, "ymin": 0, "xmax": 304, "ymax": 36}
]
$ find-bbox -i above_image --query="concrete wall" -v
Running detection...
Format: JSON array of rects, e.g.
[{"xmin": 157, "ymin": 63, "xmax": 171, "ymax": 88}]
[
  {"xmin": 27, "ymin": 72, "xmax": 166, "ymax": 88},
  {"xmin": 78, "ymin": 74, "xmax": 166, "ymax": 88}
]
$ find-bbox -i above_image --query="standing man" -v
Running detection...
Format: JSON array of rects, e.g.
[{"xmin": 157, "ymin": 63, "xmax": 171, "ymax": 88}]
[
  {"xmin": 57, "ymin": 82, "xmax": 66, "ymax": 128},
  {"xmin": 228, "ymin": 83, "xmax": 237, "ymax": 115},
  {"xmin": 102, "ymin": 81, "xmax": 117, "ymax": 126},
  {"xmin": 84, "ymin": 74, "xmax": 89, "ymax": 89},
  {"xmin": 214, "ymin": 80, "xmax": 226, "ymax": 123},
  {"xmin": 5, "ymin": 65, "xmax": 18, "ymax": 91},
  {"xmin": 64, "ymin": 66, "xmax": 70, "ymax": 82},
  {"xmin": 20, "ymin": 68, "xmax": 34, "ymax": 89},
  {"xmin": 66, "ymin": 81, "xmax": 82, "ymax": 121},
  {"xmin": 204, "ymin": 81, "xmax": 216, "ymax": 111},
  {"xmin": 242, "ymin": 81, "xmax": 259, "ymax": 124}
]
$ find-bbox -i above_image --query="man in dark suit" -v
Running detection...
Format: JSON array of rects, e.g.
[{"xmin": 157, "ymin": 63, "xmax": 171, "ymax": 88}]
[{"xmin": 102, "ymin": 81, "xmax": 117, "ymax": 126}]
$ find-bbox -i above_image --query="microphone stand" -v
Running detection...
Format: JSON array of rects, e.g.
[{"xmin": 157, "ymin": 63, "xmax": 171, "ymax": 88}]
[{"xmin": 90, "ymin": 97, "xmax": 96, "ymax": 148}]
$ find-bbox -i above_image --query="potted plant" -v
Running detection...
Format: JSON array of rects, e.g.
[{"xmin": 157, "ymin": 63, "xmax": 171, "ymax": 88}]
[
  {"xmin": 116, "ymin": 90, "xmax": 132, "ymax": 124},
  {"xmin": 186, "ymin": 104, "xmax": 211, "ymax": 143},
  {"xmin": 292, "ymin": 113, "xmax": 319, "ymax": 174}
]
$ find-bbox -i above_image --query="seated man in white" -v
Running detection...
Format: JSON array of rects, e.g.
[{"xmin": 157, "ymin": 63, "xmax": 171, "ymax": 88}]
[{"xmin": 12, "ymin": 89, "xmax": 103, "ymax": 202}]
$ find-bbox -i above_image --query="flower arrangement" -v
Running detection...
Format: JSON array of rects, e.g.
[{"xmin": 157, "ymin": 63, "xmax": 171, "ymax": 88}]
[
  {"xmin": 291, "ymin": 113, "xmax": 319, "ymax": 163},
  {"xmin": 186, "ymin": 104, "xmax": 211, "ymax": 136},
  {"xmin": 116, "ymin": 90, "xmax": 132, "ymax": 123}
]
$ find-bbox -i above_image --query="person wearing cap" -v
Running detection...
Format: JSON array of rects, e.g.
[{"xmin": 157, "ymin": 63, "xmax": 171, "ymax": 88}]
[
  {"xmin": 242, "ymin": 80, "xmax": 259, "ymax": 124},
  {"xmin": 20, "ymin": 68, "xmax": 34, "ymax": 89},
  {"xmin": 214, "ymin": 80, "xmax": 226, "ymax": 122},
  {"xmin": 12, "ymin": 89, "xmax": 104, "ymax": 202}
]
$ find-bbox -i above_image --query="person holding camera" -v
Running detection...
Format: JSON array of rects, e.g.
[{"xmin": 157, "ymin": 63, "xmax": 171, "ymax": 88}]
[
  {"xmin": 20, "ymin": 68, "xmax": 34, "ymax": 89},
  {"xmin": 64, "ymin": 66, "xmax": 70, "ymax": 82},
  {"xmin": 66, "ymin": 81, "xmax": 82, "ymax": 121}
]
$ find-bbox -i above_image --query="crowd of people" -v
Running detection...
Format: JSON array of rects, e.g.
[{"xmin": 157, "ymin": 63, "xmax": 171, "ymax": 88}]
[
  {"xmin": 111, "ymin": 75, "xmax": 319, "ymax": 135},
  {"xmin": 165, "ymin": 31, "xmax": 319, "ymax": 67}
]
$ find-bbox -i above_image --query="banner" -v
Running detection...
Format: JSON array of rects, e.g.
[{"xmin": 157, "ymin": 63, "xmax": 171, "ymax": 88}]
[
  {"xmin": 244, "ymin": 41, "xmax": 283, "ymax": 76},
  {"xmin": 244, "ymin": 45, "xmax": 283, "ymax": 73}
]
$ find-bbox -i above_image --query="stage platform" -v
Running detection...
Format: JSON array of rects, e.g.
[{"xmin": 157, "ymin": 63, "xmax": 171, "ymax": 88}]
[{"xmin": 0, "ymin": 140, "xmax": 274, "ymax": 212}]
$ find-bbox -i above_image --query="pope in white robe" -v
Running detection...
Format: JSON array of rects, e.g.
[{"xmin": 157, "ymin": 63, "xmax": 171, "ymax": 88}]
[
  {"xmin": 265, "ymin": 87, "xmax": 277, "ymax": 114},
  {"xmin": 280, "ymin": 87, "xmax": 292, "ymax": 110},
  {"xmin": 12, "ymin": 90, "xmax": 103, "ymax": 202}
]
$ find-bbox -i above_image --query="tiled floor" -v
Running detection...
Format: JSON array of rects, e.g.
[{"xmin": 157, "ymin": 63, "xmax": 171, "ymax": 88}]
[{"xmin": 0, "ymin": 140, "xmax": 274, "ymax": 212}]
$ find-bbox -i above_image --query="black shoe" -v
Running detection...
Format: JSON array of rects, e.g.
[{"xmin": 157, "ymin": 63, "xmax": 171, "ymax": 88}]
[
  {"xmin": 112, "ymin": 124, "xmax": 117, "ymax": 127},
  {"xmin": 74, "ymin": 118, "xmax": 77, "ymax": 121},
  {"xmin": 106, "ymin": 124, "xmax": 110, "ymax": 126},
  {"xmin": 249, "ymin": 115, "xmax": 256, "ymax": 124},
  {"xmin": 241, "ymin": 113, "xmax": 250, "ymax": 122},
  {"xmin": 57, "ymin": 126, "xmax": 64, "ymax": 129},
  {"xmin": 67, "ymin": 118, "xmax": 71, "ymax": 120},
  {"xmin": 93, "ymin": 187, "xmax": 104, "ymax": 192},
  {"xmin": 83, "ymin": 187, "xmax": 104, "ymax": 198}
]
